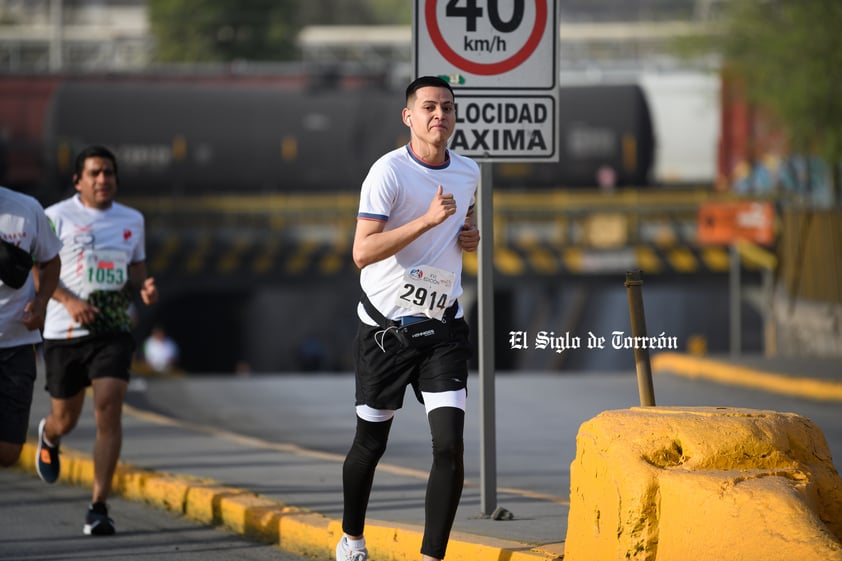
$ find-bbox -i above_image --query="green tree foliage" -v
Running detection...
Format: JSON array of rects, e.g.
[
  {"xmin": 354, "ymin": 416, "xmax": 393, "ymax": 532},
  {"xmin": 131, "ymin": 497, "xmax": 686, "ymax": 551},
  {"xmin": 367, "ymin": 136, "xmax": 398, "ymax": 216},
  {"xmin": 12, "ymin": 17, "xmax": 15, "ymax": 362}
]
[
  {"xmin": 370, "ymin": 0, "xmax": 412, "ymax": 24},
  {"xmin": 716, "ymin": 0, "xmax": 842, "ymax": 204},
  {"xmin": 148, "ymin": 0, "xmax": 410, "ymax": 64},
  {"xmin": 148, "ymin": 0, "xmax": 298, "ymax": 62},
  {"xmin": 297, "ymin": 0, "xmax": 409, "ymax": 25}
]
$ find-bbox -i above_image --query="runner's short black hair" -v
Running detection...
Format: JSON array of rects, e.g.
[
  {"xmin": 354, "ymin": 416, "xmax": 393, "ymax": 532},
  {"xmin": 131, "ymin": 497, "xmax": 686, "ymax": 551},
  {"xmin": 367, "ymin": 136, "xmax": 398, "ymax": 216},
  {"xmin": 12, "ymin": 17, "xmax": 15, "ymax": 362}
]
[
  {"xmin": 406, "ymin": 76, "xmax": 455, "ymax": 104},
  {"xmin": 74, "ymin": 145, "xmax": 119, "ymax": 182}
]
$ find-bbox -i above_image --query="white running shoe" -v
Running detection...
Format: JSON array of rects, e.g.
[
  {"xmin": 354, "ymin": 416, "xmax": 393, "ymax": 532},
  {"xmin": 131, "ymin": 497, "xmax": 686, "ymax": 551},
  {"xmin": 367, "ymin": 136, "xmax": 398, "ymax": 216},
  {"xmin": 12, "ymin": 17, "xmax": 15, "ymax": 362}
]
[{"xmin": 336, "ymin": 536, "xmax": 369, "ymax": 561}]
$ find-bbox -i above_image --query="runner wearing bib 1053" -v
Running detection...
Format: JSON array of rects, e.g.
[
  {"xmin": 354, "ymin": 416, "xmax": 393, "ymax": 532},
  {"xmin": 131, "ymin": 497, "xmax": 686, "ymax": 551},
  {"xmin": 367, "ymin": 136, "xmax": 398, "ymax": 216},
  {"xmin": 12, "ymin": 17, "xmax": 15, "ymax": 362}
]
[
  {"xmin": 43, "ymin": 196, "xmax": 145, "ymax": 340},
  {"xmin": 36, "ymin": 146, "xmax": 158, "ymax": 538}
]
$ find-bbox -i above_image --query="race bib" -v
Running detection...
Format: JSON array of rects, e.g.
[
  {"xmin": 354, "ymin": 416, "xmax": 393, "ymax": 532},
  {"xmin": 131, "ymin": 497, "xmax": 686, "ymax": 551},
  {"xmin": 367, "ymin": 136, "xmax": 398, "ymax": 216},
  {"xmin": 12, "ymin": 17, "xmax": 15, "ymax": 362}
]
[
  {"xmin": 81, "ymin": 249, "xmax": 128, "ymax": 295},
  {"xmin": 394, "ymin": 265, "xmax": 455, "ymax": 320}
]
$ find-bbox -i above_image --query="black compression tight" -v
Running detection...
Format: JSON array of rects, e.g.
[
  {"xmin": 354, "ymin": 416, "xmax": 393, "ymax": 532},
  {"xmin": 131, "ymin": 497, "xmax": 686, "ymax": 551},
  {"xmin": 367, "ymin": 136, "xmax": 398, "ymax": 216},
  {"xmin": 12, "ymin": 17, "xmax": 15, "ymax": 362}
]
[
  {"xmin": 341, "ymin": 407, "xmax": 465, "ymax": 560},
  {"xmin": 341, "ymin": 415, "xmax": 393, "ymax": 537},
  {"xmin": 422, "ymin": 406, "xmax": 465, "ymax": 559}
]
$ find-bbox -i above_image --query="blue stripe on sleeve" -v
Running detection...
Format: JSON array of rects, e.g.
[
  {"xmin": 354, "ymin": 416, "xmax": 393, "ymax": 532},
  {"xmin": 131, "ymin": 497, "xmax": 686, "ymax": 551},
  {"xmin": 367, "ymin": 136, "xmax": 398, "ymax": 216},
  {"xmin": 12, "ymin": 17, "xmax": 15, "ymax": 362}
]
[{"xmin": 358, "ymin": 212, "xmax": 388, "ymax": 222}]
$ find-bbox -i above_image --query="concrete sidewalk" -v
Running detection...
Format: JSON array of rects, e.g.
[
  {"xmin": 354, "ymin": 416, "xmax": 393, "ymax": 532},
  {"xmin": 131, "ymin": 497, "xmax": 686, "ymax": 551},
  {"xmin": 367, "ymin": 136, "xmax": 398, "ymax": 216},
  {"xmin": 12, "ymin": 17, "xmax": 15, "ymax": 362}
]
[
  {"xmin": 18, "ymin": 391, "xmax": 568, "ymax": 561},
  {"xmin": 14, "ymin": 352, "xmax": 841, "ymax": 561}
]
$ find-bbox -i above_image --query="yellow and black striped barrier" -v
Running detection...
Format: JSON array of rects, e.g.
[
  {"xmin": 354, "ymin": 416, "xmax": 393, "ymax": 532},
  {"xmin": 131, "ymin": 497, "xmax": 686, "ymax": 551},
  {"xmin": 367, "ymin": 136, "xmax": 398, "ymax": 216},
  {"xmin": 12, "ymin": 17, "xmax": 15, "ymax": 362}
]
[
  {"xmin": 128, "ymin": 189, "xmax": 775, "ymax": 282},
  {"xmin": 144, "ymin": 235, "xmax": 734, "ymax": 281}
]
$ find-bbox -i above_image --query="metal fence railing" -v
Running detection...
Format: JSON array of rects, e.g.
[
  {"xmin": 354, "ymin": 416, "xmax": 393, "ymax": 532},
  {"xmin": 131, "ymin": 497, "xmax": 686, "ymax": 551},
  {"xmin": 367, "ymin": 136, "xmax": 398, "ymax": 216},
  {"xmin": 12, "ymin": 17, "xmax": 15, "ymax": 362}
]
[{"xmin": 780, "ymin": 209, "xmax": 842, "ymax": 304}]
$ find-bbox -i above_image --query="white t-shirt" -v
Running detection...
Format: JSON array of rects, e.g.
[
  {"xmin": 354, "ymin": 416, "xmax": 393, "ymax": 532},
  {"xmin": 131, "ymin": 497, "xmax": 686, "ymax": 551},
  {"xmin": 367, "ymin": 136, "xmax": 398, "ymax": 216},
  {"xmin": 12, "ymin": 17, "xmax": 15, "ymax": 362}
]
[
  {"xmin": 0, "ymin": 187, "xmax": 62, "ymax": 348},
  {"xmin": 357, "ymin": 144, "xmax": 478, "ymax": 323},
  {"xmin": 43, "ymin": 195, "xmax": 146, "ymax": 340}
]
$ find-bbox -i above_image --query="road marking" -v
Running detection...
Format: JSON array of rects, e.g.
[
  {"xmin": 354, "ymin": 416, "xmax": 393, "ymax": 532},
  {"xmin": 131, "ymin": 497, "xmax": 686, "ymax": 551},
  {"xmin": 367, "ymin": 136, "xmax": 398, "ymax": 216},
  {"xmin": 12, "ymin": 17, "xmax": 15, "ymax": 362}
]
[{"xmin": 124, "ymin": 403, "xmax": 570, "ymax": 506}]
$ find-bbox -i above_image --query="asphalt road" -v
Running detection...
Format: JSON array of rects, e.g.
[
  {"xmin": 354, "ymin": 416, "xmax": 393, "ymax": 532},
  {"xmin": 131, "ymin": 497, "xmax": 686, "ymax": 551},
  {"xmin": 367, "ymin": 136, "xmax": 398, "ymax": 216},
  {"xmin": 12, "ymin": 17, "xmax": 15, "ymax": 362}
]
[
  {"xmin": 124, "ymin": 369, "xmax": 842, "ymax": 507},
  {"xmin": 5, "ymin": 366, "xmax": 839, "ymax": 561},
  {"xmin": 0, "ymin": 467, "xmax": 312, "ymax": 561}
]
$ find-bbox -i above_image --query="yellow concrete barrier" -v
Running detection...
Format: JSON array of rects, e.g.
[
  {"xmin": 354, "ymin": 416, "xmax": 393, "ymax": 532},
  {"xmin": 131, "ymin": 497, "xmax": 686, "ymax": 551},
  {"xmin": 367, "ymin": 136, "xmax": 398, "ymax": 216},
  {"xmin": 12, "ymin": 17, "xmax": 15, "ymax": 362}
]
[{"xmin": 564, "ymin": 407, "xmax": 842, "ymax": 561}]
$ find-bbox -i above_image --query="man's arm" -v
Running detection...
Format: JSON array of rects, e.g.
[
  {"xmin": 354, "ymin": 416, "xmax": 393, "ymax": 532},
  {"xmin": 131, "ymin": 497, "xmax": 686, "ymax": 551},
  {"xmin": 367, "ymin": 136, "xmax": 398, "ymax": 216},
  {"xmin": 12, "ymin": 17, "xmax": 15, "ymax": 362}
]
[
  {"xmin": 128, "ymin": 261, "xmax": 158, "ymax": 306},
  {"xmin": 48, "ymin": 281, "xmax": 99, "ymax": 326},
  {"xmin": 352, "ymin": 185, "xmax": 456, "ymax": 269},
  {"xmin": 458, "ymin": 205, "xmax": 480, "ymax": 252},
  {"xmin": 22, "ymin": 254, "xmax": 60, "ymax": 331}
]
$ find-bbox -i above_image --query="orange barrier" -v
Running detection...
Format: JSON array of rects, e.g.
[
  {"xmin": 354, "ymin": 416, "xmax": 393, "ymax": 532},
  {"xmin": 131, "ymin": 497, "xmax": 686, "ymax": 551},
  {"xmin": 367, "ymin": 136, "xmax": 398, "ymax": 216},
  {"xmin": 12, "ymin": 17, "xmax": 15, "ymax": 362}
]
[{"xmin": 697, "ymin": 200, "xmax": 775, "ymax": 245}]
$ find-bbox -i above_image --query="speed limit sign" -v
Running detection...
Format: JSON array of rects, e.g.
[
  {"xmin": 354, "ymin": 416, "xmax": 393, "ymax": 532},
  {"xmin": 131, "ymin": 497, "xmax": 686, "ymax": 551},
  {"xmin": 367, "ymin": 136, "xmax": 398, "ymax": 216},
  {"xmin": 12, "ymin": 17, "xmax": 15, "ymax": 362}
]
[
  {"xmin": 415, "ymin": 0, "xmax": 557, "ymax": 89},
  {"xmin": 414, "ymin": 0, "xmax": 559, "ymax": 160}
]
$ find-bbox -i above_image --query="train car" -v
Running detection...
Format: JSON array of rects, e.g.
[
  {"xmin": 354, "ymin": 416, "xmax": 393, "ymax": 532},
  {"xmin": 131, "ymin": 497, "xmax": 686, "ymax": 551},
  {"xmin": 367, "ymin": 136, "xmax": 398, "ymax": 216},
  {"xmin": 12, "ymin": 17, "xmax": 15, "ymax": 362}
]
[
  {"xmin": 43, "ymin": 78, "xmax": 409, "ymax": 198},
  {"xmin": 493, "ymin": 83, "xmax": 655, "ymax": 188},
  {"xmin": 0, "ymin": 75, "xmax": 64, "ymax": 202},
  {"xmin": 639, "ymin": 71, "xmax": 720, "ymax": 186},
  {"xmin": 1, "ymin": 73, "xmax": 659, "ymax": 200}
]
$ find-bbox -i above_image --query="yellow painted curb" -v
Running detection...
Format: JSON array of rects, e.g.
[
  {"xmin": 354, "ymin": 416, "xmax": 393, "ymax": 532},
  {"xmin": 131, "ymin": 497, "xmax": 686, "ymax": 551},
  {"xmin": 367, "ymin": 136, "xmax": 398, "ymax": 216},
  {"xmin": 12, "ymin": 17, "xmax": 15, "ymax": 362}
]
[
  {"xmin": 16, "ymin": 441, "xmax": 562, "ymax": 561},
  {"xmin": 652, "ymin": 352, "xmax": 842, "ymax": 402}
]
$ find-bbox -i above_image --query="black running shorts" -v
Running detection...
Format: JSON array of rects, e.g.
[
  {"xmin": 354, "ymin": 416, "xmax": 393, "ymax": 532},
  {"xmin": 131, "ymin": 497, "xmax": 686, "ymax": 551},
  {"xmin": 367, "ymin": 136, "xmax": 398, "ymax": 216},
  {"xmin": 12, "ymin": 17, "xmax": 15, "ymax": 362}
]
[
  {"xmin": 353, "ymin": 317, "xmax": 471, "ymax": 411},
  {"xmin": 43, "ymin": 332, "xmax": 135, "ymax": 399},
  {"xmin": 0, "ymin": 345, "xmax": 37, "ymax": 444}
]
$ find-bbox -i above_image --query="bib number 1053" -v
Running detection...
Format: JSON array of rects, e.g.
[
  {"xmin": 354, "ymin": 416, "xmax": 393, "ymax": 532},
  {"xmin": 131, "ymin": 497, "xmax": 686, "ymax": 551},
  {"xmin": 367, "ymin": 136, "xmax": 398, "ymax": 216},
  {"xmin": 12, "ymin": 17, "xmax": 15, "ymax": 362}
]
[
  {"xmin": 82, "ymin": 249, "xmax": 129, "ymax": 294},
  {"xmin": 88, "ymin": 266, "xmax": 124, "ymax": 286}
]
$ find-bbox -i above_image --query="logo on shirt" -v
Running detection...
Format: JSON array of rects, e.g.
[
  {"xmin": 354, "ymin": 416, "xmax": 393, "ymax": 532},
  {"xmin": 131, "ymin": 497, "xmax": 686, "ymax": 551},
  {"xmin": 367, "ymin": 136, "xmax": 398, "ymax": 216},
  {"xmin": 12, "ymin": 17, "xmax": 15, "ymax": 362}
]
[
  {"xmin": 123, "ymin": 229, "xmax": 132, "ymax": 241},
  {"xmin": 409, "ymin": 268, "xmax": 424, "ymax": 280},
  {"xmin": 1, "ymin": 232, "xmax": 27, "ymax": 243}
]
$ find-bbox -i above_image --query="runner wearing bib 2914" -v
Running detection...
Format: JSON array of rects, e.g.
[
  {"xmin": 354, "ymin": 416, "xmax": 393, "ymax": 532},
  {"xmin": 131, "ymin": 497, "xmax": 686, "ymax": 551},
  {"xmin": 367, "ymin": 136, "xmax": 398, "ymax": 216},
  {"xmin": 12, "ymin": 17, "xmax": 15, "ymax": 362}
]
[
  {"xmin": 339, "ymin": 76, "xmax": 481, "ymax": 561},
  {"xmin": 356, "ymin": 143, "xmax": 477, "ymax": 325}
]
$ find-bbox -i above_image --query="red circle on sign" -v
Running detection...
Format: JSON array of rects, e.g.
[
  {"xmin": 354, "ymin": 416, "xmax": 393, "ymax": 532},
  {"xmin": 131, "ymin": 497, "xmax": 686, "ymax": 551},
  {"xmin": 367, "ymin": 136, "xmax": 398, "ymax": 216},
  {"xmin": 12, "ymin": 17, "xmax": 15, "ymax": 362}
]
[{"xmin": 425, "ymin": 0, "xmax": 547, "ymax": 76}]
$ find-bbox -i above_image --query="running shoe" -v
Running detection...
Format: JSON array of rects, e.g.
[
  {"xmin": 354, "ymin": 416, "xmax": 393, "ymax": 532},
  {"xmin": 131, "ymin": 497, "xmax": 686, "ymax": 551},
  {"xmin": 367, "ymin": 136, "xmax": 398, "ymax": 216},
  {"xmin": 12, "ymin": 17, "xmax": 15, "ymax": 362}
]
[
  {"xmin": 83, "ymin": 502, "xmax": 115, "ymax": 536},
  {"xmin": 35, "ymin": 418, "xmax": 60, "ymax": 483},
  {"xmin": 336, "ymin": 536, "xmax": 369, "ymax": 561}
]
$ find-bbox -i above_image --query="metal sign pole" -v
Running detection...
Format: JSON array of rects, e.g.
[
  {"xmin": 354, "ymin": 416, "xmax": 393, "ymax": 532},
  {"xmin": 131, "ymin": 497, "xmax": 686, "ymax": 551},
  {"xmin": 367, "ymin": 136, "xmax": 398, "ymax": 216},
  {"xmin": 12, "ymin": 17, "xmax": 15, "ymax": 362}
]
[
  {"xmin": 414, "ymin": 0, "xmax": 558, "ymax": 521},
  {"xmin": 624, "ymin": 270, "xmax": 656, "ymax": 406},
  {"xmin": 729, "ymin": 244, "xmax": 742, "ymax": 357},
  {"xmin": 477, "ymin": 161, "xmax": 497, "ymax": 516}
]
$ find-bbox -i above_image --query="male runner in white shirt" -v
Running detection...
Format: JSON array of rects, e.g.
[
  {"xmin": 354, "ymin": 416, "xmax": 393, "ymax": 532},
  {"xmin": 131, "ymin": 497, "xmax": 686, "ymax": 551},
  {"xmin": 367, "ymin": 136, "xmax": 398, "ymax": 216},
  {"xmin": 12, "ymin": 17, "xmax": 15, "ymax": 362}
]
[
  {"xmin": 336, "ymin": 76, "xmax": 480, "ymax": 561},
  {"xmin": 0, "ymin": 186, "xmax": 61, "ymax": 467},
  {"xmin": 35, "ymin": 145, "xmax": 158, "ymax": 536}
]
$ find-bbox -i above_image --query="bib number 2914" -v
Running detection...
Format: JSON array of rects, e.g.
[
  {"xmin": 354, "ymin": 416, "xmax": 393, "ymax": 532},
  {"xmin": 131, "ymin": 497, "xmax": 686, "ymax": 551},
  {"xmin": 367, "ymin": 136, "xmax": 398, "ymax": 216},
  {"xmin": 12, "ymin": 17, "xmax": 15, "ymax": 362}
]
[
  {"xmin": 399, "ymin": 284, "xmax": 448, "ymax": 313},
  {"xmin": 395, "ymin": 265, "xmax": 455, "ymax": 320}
]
